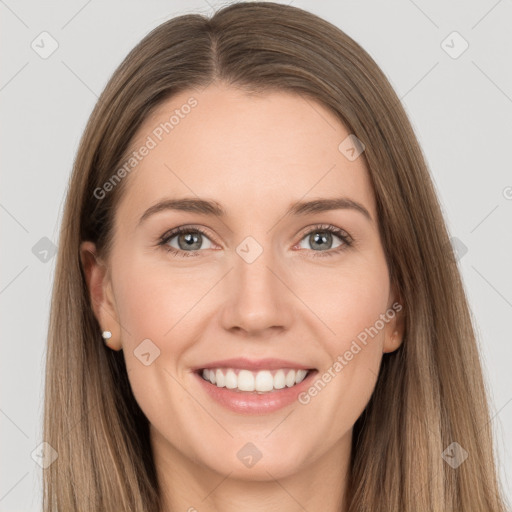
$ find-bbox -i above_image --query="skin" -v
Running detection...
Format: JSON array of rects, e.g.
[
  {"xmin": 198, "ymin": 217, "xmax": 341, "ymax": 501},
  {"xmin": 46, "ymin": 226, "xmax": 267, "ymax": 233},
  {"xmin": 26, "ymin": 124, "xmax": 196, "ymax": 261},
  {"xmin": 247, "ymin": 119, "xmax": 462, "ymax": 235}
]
[{"xmin": 81, "ymin": 82, "xmax": 404, "ymax": 512}]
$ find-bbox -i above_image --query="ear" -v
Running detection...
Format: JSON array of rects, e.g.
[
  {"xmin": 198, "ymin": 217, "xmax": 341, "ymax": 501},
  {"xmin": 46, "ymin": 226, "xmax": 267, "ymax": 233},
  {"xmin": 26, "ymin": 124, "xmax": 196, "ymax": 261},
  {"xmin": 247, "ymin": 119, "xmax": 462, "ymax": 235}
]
[
  {"xmin": 382, "ymin": 288, "xmax": 405, "ymax": 354},
  {"xmin": 80, "ymin": 241, "xmax": 122, "ymax": 351}
]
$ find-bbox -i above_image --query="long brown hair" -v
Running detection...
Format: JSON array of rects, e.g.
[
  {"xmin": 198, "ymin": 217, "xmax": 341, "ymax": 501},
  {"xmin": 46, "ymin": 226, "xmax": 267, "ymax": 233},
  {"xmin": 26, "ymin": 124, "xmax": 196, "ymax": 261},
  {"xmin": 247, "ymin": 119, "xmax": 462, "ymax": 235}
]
[{"xmin": 43, "ymin": 2, "xmax": 509, "ymax": 510}]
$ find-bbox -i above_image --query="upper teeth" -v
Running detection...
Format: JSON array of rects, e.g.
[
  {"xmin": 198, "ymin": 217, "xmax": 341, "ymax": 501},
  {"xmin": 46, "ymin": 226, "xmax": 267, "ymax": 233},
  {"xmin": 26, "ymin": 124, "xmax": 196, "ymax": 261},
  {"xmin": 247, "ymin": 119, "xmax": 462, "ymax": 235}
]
[{"xmin": 201, "ymin": 368, "xmax": 309, "ymax": 392}]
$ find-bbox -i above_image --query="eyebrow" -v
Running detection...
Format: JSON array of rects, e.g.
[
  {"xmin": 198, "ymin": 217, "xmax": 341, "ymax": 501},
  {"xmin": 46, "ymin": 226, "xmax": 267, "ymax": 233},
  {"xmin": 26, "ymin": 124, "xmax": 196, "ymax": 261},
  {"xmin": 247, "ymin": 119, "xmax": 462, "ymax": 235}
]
[{"xmin": 138, "ymin": 196, "xmax": 372, "ymax": 226}]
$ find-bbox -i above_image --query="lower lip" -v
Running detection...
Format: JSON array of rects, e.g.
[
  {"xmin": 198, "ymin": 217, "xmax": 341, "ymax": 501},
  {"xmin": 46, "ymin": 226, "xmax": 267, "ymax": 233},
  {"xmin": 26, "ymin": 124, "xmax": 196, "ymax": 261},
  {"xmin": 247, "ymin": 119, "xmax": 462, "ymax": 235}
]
[{"xmin": 193, "ymin": 370, "xmax": 317, "ymax": 414}]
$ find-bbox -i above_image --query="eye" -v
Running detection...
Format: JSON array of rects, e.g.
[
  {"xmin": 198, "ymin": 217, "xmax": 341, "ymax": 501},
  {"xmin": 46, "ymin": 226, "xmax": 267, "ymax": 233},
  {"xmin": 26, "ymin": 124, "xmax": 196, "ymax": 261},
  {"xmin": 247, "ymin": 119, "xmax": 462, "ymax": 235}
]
[
  {"xmin": 295, "ymin": 224, "xmax": 352, "ymax": 258},
  {"xmin": 158, "ymin": 226, "xmax": 215, "ymax": 258},
  {"xmin": 158, "ymin": 223, "xmax": 353, "ymax": 258}
]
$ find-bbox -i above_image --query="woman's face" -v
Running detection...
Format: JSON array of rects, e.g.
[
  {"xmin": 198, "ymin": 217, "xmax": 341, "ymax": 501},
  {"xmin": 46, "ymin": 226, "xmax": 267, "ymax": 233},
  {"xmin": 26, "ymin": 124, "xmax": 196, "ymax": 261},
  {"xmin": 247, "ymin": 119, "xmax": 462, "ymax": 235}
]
[{"xmin": 82, "ymin": 83, "xmax": 403, "ymax": 481}]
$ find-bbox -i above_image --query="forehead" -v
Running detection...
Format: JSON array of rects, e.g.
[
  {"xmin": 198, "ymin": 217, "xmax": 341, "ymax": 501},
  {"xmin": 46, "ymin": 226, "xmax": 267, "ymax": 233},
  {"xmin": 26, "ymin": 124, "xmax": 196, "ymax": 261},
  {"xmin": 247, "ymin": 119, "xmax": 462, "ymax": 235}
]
[{"xmin": 115, "ymin": 83, "xmax": 376, "ymax": 225}]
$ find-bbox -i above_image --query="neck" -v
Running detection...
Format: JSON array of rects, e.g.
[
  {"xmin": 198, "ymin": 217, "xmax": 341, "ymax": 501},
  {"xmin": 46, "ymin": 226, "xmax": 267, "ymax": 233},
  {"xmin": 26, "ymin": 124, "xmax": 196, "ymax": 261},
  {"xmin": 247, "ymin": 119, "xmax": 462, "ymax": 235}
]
[{"xmin": 151, "ymin": 425, "xmax": 351, "ymax": 512}]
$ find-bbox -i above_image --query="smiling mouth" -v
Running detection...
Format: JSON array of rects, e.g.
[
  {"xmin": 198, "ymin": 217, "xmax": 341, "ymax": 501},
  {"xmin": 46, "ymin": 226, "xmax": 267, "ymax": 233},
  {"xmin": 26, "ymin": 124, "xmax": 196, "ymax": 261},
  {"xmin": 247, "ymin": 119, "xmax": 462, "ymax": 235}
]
[{"xmin": 196, "ymin": 367, "xmax": 316, "ymax": 393}]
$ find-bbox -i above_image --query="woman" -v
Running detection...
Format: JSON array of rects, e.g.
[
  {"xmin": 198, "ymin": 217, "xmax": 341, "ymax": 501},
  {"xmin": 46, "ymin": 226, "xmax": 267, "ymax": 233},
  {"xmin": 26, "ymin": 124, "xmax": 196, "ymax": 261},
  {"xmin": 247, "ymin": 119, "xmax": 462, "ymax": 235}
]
[{"xmin": 43, "ymin": 2, "xmax": 509, "ymax": 510}]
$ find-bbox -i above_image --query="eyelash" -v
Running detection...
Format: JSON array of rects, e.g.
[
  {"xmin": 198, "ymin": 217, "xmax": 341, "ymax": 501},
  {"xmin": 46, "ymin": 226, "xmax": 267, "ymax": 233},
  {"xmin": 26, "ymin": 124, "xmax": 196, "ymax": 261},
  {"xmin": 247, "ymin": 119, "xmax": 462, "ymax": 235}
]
[{"xmin": 157, "ymin": 224, "xmax": 353, "ymax": 259}]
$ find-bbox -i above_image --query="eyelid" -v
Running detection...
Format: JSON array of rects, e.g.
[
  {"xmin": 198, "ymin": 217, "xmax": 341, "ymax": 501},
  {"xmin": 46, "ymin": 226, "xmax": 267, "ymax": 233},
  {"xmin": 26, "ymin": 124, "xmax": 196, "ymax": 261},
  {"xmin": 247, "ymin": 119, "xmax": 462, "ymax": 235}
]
[{"xmin": 295, "ymin": 223, "xmax": 351, "ymax": 241}]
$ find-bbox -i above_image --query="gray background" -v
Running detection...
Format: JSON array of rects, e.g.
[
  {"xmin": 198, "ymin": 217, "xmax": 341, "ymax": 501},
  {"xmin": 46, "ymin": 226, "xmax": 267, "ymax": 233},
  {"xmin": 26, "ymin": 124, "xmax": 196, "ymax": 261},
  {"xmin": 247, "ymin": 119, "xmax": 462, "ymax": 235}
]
[{"xmin": 1, "ymin": 0, "xmax": 511, "ymax": 509}]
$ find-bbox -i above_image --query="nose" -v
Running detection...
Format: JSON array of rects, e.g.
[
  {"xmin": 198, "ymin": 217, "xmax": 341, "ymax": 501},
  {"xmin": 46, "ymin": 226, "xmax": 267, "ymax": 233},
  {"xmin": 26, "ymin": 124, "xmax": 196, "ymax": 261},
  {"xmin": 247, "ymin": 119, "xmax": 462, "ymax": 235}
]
[{"xmin": 219, "ymin": 243, "xmax": 294, "ymax": 337}]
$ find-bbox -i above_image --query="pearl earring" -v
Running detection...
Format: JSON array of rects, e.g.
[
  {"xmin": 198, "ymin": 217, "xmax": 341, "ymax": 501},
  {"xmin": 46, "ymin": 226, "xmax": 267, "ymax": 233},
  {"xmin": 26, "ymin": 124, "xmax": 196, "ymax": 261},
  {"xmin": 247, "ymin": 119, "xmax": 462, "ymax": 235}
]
[{"xmin": 102, "ymin": 331, "xmax": 112, "ymax": 343}]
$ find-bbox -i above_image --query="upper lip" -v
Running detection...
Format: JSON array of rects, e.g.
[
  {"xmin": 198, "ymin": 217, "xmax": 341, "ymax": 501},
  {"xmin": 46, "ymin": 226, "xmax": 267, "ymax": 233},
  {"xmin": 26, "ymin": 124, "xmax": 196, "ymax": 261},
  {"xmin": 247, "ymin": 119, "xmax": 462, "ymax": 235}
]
[{"xmin": 192, "ymin": 357, "xmax": 315, "ymax": 372}]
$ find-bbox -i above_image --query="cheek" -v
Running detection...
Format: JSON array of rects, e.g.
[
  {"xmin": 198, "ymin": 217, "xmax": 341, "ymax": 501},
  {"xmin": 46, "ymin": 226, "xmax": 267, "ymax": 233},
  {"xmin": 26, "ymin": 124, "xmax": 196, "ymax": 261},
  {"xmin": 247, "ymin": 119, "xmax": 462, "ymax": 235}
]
[
  {"xmin": 112, "ymin": 254, "xmax": 206, "ymax": 347},
  {"xmin": 291, "ymin": 252, "xmax": 391, "ymax": 352},
  {"xmin": 112, "ymin": 258, "xmax": 203, "ymax": 444},
  {"xmin": 292, "ymin": 253, "xmax": 390, "ymax": 417},
  {"xmin": 112, "ymin": 255, "xmax": 214, "ymax": 408},
  {"xmin": 332, "ymin": 277, "xmax": 390, "ymax": 352}
]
